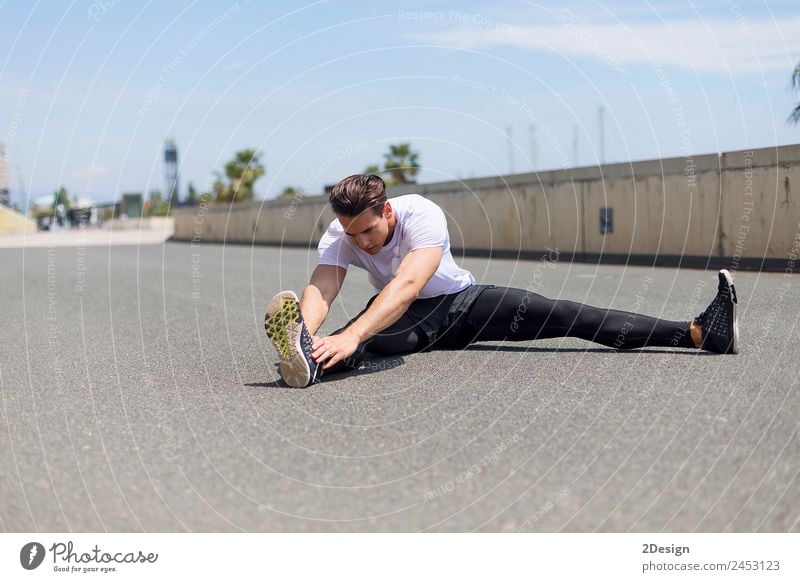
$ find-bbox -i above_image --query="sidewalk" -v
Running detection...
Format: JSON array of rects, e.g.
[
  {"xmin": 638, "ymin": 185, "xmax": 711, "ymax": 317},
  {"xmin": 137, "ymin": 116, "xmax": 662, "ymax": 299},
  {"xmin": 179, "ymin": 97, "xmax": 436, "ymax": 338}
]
[{"xmin": 0, "ymin": 226, "xmax": 173, "ymax": 248}]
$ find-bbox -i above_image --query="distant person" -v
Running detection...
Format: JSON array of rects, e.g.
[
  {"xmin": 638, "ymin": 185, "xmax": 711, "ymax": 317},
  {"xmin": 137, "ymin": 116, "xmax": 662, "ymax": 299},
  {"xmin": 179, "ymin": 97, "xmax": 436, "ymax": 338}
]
[{"xmin": 265, "ymin": 174, "xmax": 739, "ymax": 387}]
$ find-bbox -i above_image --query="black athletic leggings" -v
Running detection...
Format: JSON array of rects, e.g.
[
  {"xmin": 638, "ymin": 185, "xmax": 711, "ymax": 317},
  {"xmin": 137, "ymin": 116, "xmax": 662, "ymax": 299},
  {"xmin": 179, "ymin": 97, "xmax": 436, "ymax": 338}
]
[
  {"xmin": 458, "ymin": 287, "xmax": 692, "ymax": 349},
  {"xmin": 326, "ymin": 286, "xmax": 694, "ymax": 373}
]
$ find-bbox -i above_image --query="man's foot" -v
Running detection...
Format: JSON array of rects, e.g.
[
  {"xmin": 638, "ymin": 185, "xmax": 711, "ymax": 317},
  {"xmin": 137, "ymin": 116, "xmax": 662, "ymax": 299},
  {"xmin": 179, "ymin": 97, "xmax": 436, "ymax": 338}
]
[
  {"xmin": 264, "ymin": 290, "xmax": 320, "ymax": 387},
  {"xmin": 694, "ymin": 269, "xmax": 739, "ymax": 354}
]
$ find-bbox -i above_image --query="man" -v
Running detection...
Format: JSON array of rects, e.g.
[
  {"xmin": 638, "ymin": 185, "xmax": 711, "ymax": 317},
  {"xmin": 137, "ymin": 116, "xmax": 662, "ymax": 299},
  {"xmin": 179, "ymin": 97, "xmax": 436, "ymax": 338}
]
[{"xmin": 265, "ymin": 174, "xmax": 739, "ymax": 388}]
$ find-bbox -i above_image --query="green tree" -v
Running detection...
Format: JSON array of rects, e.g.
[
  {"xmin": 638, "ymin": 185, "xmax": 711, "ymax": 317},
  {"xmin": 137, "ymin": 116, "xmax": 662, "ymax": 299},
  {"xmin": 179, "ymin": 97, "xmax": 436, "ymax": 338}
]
[
  {"xmin": 791, "ymin": 62, "xmax": 800, "ymax": 124},
  {"xmin": 148, "ymin": 189, "xmax": 171, "ymax": 216},
  {"xmin": 277, "ymin": 186, "xmax": 300, "ymax": 200},
  {"xmin": 211, "ymin": 173, "xmax": 229, "ymax": 202},
  {"xmin": 382, "ymin": 143, "xmax": 420, "ymax": 184},
  {"xmin": 215, "ymin": 148, "xmax": 265, "ymax": 202},
  {"xmin": 185, "ymin": 182, "xmax": 199, "ymax": 206},
  {"xmin": 53, "ymin": 186, "xmax": 70, "ymax": 209},
  {"xmin": 364, "ymin": 164, "xmax": 381, "ymax": 175}
]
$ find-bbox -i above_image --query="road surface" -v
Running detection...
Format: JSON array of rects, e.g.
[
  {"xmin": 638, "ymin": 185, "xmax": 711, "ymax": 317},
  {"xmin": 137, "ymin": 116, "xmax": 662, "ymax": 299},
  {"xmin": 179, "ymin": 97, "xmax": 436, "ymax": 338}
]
[{"xmin": 1, "ymin": 239, "xmax": 798, "ymax": 532}]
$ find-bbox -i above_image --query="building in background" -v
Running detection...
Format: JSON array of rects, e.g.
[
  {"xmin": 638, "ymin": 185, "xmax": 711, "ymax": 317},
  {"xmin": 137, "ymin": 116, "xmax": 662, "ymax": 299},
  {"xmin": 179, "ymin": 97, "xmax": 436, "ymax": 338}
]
[
  {"xmin": 30, "ymin": 193, "xmax": 98, "ymax": 230},
  {"xmin": 95, "ymin": 201, "xmax": 120, "ymax": 223},
  {"xmin": 164, "ymin": 138, "xmax": 179, "ymax": 206},
  {"xmin": 67, "ymin": 197, "xmax": 97, "ymax": 226},
  {"xmin": 30, "ymin": 194, "xmax": 55, "ymax": 230},
  {"xmin": 122, "ymin": 192, "xmax": 143, "ymax": 218}
]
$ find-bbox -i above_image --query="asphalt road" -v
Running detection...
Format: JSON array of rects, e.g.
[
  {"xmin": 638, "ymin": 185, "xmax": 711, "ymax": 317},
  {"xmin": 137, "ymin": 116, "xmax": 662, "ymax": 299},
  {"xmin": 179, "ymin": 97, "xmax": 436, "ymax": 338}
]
[{"xmin": 1, "ymin": 240, "xmax": 798, "ymax": 532}]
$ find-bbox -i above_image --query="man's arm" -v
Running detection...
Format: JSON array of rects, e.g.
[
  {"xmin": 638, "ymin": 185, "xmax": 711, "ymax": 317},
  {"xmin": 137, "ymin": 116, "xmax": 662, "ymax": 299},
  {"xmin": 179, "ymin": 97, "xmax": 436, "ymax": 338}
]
[
  {"xmin": 300, "ymin": 264, "xmax": 347, "ymax": 335},
  {"xmin": 311, "ymin": 246, "xmax": 442, "ymax": 369}
]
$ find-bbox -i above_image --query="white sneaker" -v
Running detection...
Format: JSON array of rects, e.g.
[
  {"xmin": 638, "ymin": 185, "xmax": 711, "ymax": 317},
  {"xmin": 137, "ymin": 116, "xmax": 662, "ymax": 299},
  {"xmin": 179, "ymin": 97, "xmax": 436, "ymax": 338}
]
[{"xmin": 264, "ymin": 290, "xmax": 320, "ymax": 387}]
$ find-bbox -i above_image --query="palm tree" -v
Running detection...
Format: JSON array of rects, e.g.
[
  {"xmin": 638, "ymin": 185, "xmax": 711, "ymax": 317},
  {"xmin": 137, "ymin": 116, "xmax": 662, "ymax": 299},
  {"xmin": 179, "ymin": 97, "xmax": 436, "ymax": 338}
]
[
  {"xmin": 363, "ymin": 164, "xmax": 381, "ymax": 175},
  {"xmin": 224, "ymin": 149, "xmax": 265, "ymax": 202},
  {"xmin": 383, "ymin": 143, "xmax": 420, "ymax": 184},
  {"xmin": 210, "ymin": 149, "xmax": 266, "ymax": 202},
  {"xmin": 791, "ymin": 62, "xmax": 800, "ymax": 124}
]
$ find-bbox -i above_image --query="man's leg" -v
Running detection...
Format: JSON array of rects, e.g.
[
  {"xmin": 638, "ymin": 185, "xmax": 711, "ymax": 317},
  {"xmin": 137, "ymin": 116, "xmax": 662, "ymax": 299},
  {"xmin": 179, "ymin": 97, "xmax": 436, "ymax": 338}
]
[
  {"xmin": 322, "ymin": 305, "xmax": 427, "ymax": 376},
  {"xmin": 265, "ymin": 292, "xmax": 428, "ymax": 386},
  {"xmin": 458, "ymin": 287, "xmax": 696, "ymax": 350}
]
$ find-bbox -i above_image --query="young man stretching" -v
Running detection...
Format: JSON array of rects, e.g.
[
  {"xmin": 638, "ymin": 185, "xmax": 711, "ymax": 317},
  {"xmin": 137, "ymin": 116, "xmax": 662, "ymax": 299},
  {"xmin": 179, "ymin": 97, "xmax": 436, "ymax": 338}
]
[{"xmin": 265, "ymin": 174, "xmax": 739, "ymax": 388}]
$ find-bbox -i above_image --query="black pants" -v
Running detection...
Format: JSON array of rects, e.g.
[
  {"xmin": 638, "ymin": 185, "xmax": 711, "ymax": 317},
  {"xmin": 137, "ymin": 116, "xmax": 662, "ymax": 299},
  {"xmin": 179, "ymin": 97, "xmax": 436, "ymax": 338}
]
[{"xmin": 326, "ymin": 286, "xmax": 695, "ymax": 374}]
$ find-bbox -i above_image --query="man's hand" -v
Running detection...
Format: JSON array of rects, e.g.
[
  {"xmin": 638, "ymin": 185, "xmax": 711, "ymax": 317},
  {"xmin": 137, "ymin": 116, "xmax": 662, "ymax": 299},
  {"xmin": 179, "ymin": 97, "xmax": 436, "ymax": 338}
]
[
  {"xmin": 312, "ymin": 330, "xmax": 360, "ymax": 370},
  {"xmin": 308, "ymin": 247, "xmax": 441, "ymax": 371}
]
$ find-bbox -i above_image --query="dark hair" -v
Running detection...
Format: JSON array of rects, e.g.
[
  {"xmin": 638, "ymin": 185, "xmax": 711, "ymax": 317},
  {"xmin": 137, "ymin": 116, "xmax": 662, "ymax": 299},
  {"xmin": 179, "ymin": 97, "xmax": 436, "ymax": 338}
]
[{"xmin": 328, "ymin": 174, "xmax": 386, "ymax": 217}]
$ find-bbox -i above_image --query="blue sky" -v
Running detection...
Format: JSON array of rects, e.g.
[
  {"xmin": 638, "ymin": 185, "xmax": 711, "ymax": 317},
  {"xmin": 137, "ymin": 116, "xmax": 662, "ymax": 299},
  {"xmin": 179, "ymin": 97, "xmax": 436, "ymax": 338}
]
[{"xmin": 1, "ymin": 0, "xmax": 799, "ymax": 204}]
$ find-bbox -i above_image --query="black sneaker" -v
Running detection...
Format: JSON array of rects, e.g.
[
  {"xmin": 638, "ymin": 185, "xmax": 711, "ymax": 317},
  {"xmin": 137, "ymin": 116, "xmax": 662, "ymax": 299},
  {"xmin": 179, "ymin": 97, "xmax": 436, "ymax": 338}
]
[
  {"xmin": 264, "ymin": 290, "xmax": 320, "ymax": 387},
  {"xmin": 695, "ymin": 269, "xmax": 739, "ymax": 354}
]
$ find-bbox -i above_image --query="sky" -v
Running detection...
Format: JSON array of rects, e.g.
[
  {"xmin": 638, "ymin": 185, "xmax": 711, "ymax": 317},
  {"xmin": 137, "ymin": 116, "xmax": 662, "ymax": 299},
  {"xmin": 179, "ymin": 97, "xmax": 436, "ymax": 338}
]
[{"xmin": 1, "ymin": 0, "xmax": 799, "ymax": 205}]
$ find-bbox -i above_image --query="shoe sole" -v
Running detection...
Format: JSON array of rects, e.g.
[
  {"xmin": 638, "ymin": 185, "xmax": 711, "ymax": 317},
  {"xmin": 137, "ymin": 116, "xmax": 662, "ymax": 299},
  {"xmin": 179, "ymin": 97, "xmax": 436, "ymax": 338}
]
[
  {"xmin": 265, "ymin": 290, "xmax": 314, "ymax": 388},
  {"xmin": 719, "ymin": 269, "xmax": 739, "ymax": 354}
]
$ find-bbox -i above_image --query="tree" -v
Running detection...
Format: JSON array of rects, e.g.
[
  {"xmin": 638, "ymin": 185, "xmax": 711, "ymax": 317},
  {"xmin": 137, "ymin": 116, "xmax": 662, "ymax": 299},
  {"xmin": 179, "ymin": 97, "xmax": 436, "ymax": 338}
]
[
  {"xmin": 211, "ymin": 173, "xmax": 229, "ymax": 203},
  {"xmin": 791, "ymin": 62, "xmax": 800, "ymax": 124},
  {"xmin": 148, "ymin": 189, "xmax": 170, "ymax": 216},
  {"xmin": 382, "ymin": 143, "xmax": 420, "ymax": 184},
  {"xmin": 185, "ymin": 182, "xmax": 199, "ymax": 206},
  {"xmin": 362, "ymin": 145, "xmax": 421, "ymax": 185},
  {"xmin": 53, "ymin": 186, "xmax": 70, "ymax": 209},
  {"xmin": 364, "ymin": 164, "xmax": 381, "ymax": 175},
  {"xmin": 277, "ymin": 186, "xmax": 300, "ymax": 200},
  {"xmin": 215, "ymin": 148, "xmax": 265, "ymax": 202}
]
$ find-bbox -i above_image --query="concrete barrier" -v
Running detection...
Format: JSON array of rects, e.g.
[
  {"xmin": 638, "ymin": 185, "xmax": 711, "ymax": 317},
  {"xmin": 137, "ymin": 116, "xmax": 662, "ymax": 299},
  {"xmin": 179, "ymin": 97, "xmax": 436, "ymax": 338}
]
[
  {"xmin": 719, "ymin": 147, "xmax": 800, "ymax": 266},
  {"xmin": 172, "ymin": 144, "xmax": 800, "ymax": 270}
]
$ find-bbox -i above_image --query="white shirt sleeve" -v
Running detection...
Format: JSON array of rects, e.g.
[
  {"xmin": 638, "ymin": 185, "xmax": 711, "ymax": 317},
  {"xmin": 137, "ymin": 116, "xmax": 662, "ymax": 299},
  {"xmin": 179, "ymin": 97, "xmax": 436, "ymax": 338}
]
[
  {"xmin": 404, "ymin": 198, "xmax": 447, "ymax": 250},
  {"xmin": 317, "ymin": 221, "xmax": 352, "ymax": 269}
]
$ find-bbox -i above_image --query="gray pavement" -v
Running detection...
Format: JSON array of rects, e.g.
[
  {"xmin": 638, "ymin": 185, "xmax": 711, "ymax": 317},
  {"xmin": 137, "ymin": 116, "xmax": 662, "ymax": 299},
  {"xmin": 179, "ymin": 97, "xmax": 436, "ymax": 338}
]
[
  {"xmin": 1, "ymin": 240, "xmax": 798, "ymax": 532},
  {"xmin": 0, "ymin": 226, "xmax": 173, "ymax": 248}
]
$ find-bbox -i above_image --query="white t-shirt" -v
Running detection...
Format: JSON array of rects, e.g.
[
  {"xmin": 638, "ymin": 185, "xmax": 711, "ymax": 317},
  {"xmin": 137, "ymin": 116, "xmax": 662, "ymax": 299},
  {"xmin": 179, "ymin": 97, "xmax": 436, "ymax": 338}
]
[{"xmin": 317, "ymin": 194, "xmax": 475, "ymax": 298}]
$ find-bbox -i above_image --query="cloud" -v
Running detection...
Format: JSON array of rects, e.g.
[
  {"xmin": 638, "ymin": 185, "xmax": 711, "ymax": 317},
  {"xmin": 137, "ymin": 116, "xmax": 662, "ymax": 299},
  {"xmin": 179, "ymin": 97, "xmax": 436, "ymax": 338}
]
[{"xmin": 409, "ymin": 12, "xmax": 800, "ymax": 74}]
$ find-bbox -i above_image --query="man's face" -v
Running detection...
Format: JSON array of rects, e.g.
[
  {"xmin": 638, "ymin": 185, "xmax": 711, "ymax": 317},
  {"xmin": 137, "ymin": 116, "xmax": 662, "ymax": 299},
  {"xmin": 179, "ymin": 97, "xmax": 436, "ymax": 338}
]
[{"xmin": 337, "ymin": 202, "xmax": 394, "ymax": 255}]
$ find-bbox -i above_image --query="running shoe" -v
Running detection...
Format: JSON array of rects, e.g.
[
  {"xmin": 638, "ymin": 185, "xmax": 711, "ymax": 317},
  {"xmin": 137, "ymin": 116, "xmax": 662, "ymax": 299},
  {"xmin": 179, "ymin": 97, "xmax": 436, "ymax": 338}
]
[
  {"xmin": 694, "ymin": 269, "xmax": 739, "ymax": 354},
  {"xmin": 265, "ymin": 290, "xmax": 320, "ymax": 387}
]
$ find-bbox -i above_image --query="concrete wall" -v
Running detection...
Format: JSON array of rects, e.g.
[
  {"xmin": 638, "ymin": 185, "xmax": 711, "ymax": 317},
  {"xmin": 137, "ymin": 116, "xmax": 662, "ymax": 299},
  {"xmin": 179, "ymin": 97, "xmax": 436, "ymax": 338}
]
[
  {"xmin": 173, "ymin": 197, "xmax": 333, "ymax": 244},
  {"xmin": 172, "ymin": 144, "xmax": 800, "ymax": 268},
  {"xmin": 719, "ymin": 147, "xmax": 800, "ymax": 263}
]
